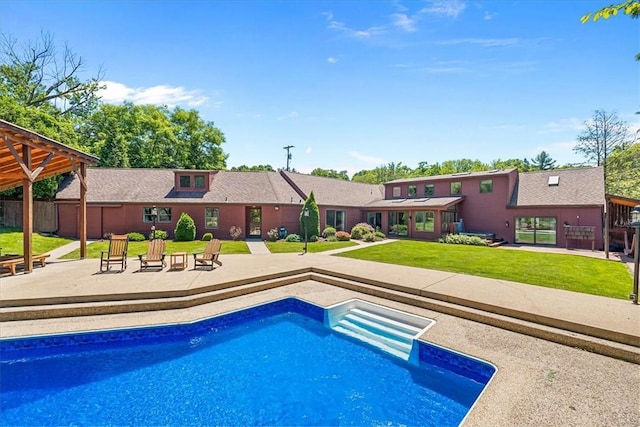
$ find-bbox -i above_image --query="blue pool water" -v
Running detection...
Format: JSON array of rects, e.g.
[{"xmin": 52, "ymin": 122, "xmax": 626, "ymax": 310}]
[{"xmin": 1, "ymin": 298, "xmax": 495, "ymax": 426}]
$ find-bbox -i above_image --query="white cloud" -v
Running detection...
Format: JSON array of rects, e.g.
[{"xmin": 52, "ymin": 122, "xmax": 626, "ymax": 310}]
[
  {"xmin": 305, "ymin": 147, "xmax": 312, "ymax": 154},
  {"xmin": 327, "ymin": 57, "xmax": 338, "ymax": 64},
  {"xmin": 349, "ymin": 150, "xmax": 386, "ymax": 165},
  {"xmin": 98, "ymin": 81, "xmax": 209, "ymax": 107},
  {"xmin": 420, "ymin": 0, "xmax": 467, "ymax": 18},
  {"xmin": 484, "ymin": 11, "xmax": 494, "ymax": 20},
  {"xmin": 278, "ymin": 111, "xmax": 300, "ymax": 120},
  {"xmin": 391, "ymin": 13, "xmax": 416, "ymax": 32},
  {"xmin": 538, "ymin": 118, "xmax": 583, "ymax": 134}
]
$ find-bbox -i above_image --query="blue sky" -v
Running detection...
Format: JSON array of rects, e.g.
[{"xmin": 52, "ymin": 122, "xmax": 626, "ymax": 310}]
[{"xmin": 2, "ymin": 0, "xmax": 638, "ymax": 175}]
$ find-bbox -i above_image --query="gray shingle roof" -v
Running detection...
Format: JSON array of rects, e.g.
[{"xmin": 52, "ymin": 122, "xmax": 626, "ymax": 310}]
[
  {"xmin": 281, "ymin": 171, "xmax": 384, "ymax": 207},
  {"xmin": 511, "ymin": 167, "xmax": 605, "ymax": 207},
  {"xmin": 56, "ymin": 168, "xmax": 304, "ymax": 204}
]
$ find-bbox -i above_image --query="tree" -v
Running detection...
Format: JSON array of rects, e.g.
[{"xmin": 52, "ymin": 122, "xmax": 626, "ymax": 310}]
[
  {"xmin": 229, "ymin": 165, "xmax": 275, "ymax": 172},
  {"xmin": 489, "ymin": 158, "xmax": 533, "ymax": 172},
  {"xmin": 575, "ymin": 110, "xmax": 630, "ymax": 189},
  {"xmin": 300, "ymin": 191, "xmax": 320, "ymax": 240},
  {"xmin": 581, "ymin": 1, "xmax": 640, "ymax": 60},
  {"xmin": 174, "ymin": 212, "xmax": 196, "ymax": 241},
  {"xmin": 530, "ymin": 151, "xmax": 557, "ymax": 170},
  {"xmin": 0, "ymin": 32, "xmax": 104, "ymax": 118},
  {"xmin": 310, "ymin": 168, "xmax": 349, "ymax": 180},
  {"xmin": 605, "ymin": 142, "xmax": 640, "ymax": 197}
]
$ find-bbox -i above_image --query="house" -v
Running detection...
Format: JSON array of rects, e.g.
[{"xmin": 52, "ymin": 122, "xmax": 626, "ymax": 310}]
[{"xmin": 55, "ymin": 166, "xmax": 606, "ymax": 250}]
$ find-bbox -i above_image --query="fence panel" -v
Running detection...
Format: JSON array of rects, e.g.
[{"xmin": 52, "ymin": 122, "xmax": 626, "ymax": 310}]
[{"xmin": 0, "ymin": 200, "xmax": 58, "ymax": 233}]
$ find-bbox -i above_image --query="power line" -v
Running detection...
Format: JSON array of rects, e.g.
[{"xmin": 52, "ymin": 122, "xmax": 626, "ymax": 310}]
[{"xmin": 283, "ymin": 145, "xmax": 294, "ymax": 171}]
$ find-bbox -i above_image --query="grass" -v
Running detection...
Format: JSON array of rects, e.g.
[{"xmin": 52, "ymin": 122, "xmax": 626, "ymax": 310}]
[
  {"xmin": 0, "ymin": 227, "xmax": 74, "ymax": 255},
  {"xmin": 59, "ymin": 239, "xmax": 250, "ymax": 259},
  {"xmin": 264, "ymin": 240, "xmax": 358, "ymax": 253},
  {"xmin": 335, "ymin": 240, "xmax": 633, "ymax": 299}
]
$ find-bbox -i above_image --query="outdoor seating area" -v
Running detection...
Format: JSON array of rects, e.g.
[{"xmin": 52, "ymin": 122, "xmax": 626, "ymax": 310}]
[
  {"xmin": 138, "ymin": 239, "xmax": 166, "ymax": 271},
  {"xmin": 100, "ymin": 235, "xmax": 129, "ymax": 272},
  {"xmin": 193, "ymin": 239, "xmax": 223, "ymax": 270},
  {"xmin": 0, "ymin": 254, "xmax": 50, "ymax": 276}
]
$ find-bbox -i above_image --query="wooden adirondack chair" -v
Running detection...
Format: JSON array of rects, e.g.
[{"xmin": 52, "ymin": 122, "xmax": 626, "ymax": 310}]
[
  {"xmin": 138, "ymin": 239, "xmax": 166, "ymax": 271},
  {"xmin": 193, "ymin": 239, "xmax": 222, "ymax": 270},
  {"xmin": 100, "ymin": 235, "xmax": 129, "ymax": 272}
]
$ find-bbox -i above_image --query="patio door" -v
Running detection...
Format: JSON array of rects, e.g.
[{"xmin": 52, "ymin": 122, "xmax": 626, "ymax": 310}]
[
  {"xmin": 388, "ymin": 211, "xmax": 409, "ymax": 237},
  {"xmin": 247, "ymin": 207, "xmax": 262, "ymax": 238}
]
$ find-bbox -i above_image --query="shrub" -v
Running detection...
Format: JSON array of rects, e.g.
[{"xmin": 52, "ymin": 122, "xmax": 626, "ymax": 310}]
[
  {"xmin": 375, "ymin": 230, "xmax": 386, "ymax": 239},
  {"xmin": 326, "ymin": 235, "xmax": 337, "ymax": 242},
  {"xmin": 126, "ymin": 232, "xmax": 146, "ymax": 242},
  {"xmin": 336, "ymin": 231, "xmax": 351, "ymax": 241},
  {"xmin": 174, "ymin": 212, "xmax": 196, "ymax": 241},
  {"xmin": 201, "ymin": 232, "xmax": 213, "ymax": 241},
  {"xmin": 230, "ymin": 226, "xmax": 243, "ymax": 241},
  {"xmin": 439, "ymin": 234, "xmax": 489, "ymax": 246},
  {"xmin": 363, "ymin": 232, "xmax": 375, "ymax": 242},
  {"xmin": 149, "ymin": 229, "xmax": 168, "ymax": 240},
  {"xmin": 309, "ymin": 235, "xmax": 318, "ymax": 242},
  {"xmin": 351, "ymin": 222, "xmax": 374, "ymax": 240},
  {"xmin": 266, "ymin": 228, "xmax": 279, "ymax": 242},
  {"xmin": 286, "ymin": 233, "xmax": 301, "ymax": 242},
  {"xmin": 322, "ymin": 227, "xmax": 337, "ymax": 238}
]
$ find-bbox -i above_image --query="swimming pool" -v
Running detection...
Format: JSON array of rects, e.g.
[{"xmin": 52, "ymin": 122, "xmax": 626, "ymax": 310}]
[{"xmin": 1, "ymin": 298, "xmax": 495, "ymax": 426}]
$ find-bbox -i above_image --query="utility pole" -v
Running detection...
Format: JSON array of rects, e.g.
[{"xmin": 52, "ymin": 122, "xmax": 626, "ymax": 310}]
[{"xmin": 283, "ymin": 145, "xmax": 294, "ymax": 171}]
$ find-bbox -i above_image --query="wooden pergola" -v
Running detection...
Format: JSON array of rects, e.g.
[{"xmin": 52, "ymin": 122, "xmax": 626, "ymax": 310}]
[{"xmin": 0, "ymin": 119, "xmax": 99, "ymax": 273}]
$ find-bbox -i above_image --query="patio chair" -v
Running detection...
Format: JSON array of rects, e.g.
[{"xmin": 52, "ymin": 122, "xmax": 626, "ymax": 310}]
[
  {"xmin": 100, "ymin": 234, "xmax": 129, "ymax": 272},
  {"xmin": 138, "ymin": 239, "xmax": 166, "ymax": 271},
  {"xmin": 193, "ymin": 239, "xmax": 222, "ymax": 270}
]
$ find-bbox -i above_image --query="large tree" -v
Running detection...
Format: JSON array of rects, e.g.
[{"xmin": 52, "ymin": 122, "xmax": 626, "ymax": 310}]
[
  {"xmin": 581, "ymin": 1, "xmax": 640, "ymax": 60},
  {"xmin": 310, "ymin": 168, "xmax": 349, "ymax": 180},
  {"xmin": 229, "ymin": 165, "xmax": 275, "ymax": 172},
  {"xmin": 605, "ymin": 142, "xmax": 640, "ymax": 197},
  {"xmin": 530, "ymin": 151, "xmax": 557, "ymax": 170},
  {"xmin": 574, "ymin": 110, "xmax": 630, "ymax": 190}
]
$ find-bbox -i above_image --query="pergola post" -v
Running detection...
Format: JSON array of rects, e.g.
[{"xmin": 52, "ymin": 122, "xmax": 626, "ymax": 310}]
[
  {"xmin": 22, "ymin": 144, "xmax": 33, "ymax": 273},
  {"xmin": 80, "ymin": 163, "xmax": 88, "ymax": 259}
]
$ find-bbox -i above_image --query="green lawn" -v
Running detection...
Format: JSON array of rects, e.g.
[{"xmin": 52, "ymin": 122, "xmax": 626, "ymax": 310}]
[
  {"xmin": 265, "ymin": 240, "xmax": 358, "ymax": 253},
  {"xmin": 59, "ymin": 239, "xmax": 250, "ymax": 259},
  {"xmin": 335, "ymin": 240, "xmax": 633, "ymax": 299},
  {"xmin": 0, "ymin": 227, "xmax": 74, "ymax": 255}
]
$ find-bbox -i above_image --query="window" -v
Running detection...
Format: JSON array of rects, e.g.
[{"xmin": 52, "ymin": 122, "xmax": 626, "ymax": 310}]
[
  {"xmin": 179, "ymin": 175, "xmax": 191, "ymax": 188},
  {"xmin": 392, "ymin": 186, "xmax": 401, "ymax": 197},
  {"xmin": 408, "ymin": 185, "xmax": 417, "ymax": 197},
  {"xmin": 367, "ymin": 212, "xmax": 382, "ymax": 230},
  {"xmin": 144, "ymin": 207, "xmax": 172, "ymax": 223},
  {"xmin": 450, "ymin": 181, "xmax": 461, "ymax": 195},
  {"xmin": 194, "ymin": 175, "xmax": 206, "ymax": 188},
  {"xmin": 388, "ymin": 211, "xmax": 408, "ymax": 236},
  {"xmin": 515, "ymin": 217, "xmax": 557, "ymax": 245},
  {"xmin": 205, "ymin": 207, "xmax": 219, "ymax": 229},
  {"xmin": 414, "ymin": 211, "xmax": 435, "ymax": 232},
  {"xmin": 326, "ymin": 210, "xmax": 346, "ymax": 231},
  {"xmin": 424, "ymin": 184, "xmax": 435, "ymax": 196},
  {"xmin": 480, "ymin": 179, "xmax": 493, "ymax": 193}
]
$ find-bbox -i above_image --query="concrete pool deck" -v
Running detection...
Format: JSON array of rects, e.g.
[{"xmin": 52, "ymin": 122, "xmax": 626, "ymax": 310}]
[{"xmin": 1, "ymin": 240, "xmax": 639, "ymax": 425}]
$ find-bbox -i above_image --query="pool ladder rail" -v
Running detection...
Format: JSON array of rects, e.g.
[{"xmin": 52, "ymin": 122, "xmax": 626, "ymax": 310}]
[{"xmin": 326, "ymin": 299, "xmax": 436, "ymax": 362}]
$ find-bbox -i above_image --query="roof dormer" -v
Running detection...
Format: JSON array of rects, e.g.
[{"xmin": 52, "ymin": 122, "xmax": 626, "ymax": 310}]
[{"xmin": 174, "ymin": 170, "xmax": 212, "ymax": 192}]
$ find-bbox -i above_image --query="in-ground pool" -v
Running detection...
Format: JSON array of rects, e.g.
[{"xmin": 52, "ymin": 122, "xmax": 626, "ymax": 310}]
[{"xmin": 1, "ymin": 298, "xmax": 496, "ymax": 426}]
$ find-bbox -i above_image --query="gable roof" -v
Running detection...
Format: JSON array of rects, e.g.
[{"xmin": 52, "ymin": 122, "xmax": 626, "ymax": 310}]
[
  {"xmin": 56, "ymin": 168, "xmax": 304, "ymax": 205},
  {"xmin": 281, "ymin": 171, "xmax": 384, "ymax": 207},
  {"xmin": 510, "ymin": 167, "xmax": 605, "ymax": 207}
]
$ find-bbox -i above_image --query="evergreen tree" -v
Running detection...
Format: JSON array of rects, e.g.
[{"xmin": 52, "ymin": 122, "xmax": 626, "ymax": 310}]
[{"xmin": 300, "ymin": 191, "xmax": 320, "ymax": 240}]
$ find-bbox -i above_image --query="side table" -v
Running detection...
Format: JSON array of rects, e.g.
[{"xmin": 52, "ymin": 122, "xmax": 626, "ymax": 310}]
[{"xmin": 170, "ymin": 251, "xmax": 188, "ymax": 270}]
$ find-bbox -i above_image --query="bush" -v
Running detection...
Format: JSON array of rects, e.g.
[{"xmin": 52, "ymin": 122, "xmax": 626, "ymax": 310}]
[
  {"xmin": 351, "ymin": 222, "xmax": 374, "ymax": 240},
  {"xmin": 322, "ymin": 227, "xmax": 337, "ymax": 238},
  {"xmin": 174, "ymin": 212, "xmax": 196, "ymax": 241},
  {"xmin": 363, "ymin": 232, "xmax": 375, "ymax": 242},
  {"xmin": 201, "ymin": 232, "xmax": 213, "ymax": 241},
  {"xmin": 286, "ymin": 233, "xmax": 301, "ymax": 242},
  {"xmin": 309, "ymin": 235, "xmax": 318, "ymax": 242},
  {"xmin": 127, "ymin": 232, "xmax": 146, "ymax": 242},
  {"xmin": 336, "ymin": 231, "xmax": 351, "ymax": 241},
  {"xmin": 230, "ymin": 226, "xmax": 242, "ymax": 241},
  {"xmin": 326, "ymin": 235, "xmax": 337, "ymax": 242},
  {"xmin": 267, "ymin": 228, "xmax": 280, "ymax": 242},
  {"xmin": 439, "ymin": 234, "xmax": 489, "ymax": 246},
  {"xmin": 149, "ymin": 229, "xmax": 168, "ymax": 240},
  {"xmin": 375, "ymin": 230, "xmax": 386, "ymax": 239}
]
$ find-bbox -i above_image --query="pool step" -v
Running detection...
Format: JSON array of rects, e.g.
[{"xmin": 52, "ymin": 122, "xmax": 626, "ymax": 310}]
[{"xmin": 330, "ymin": 307, "xmax": 426, "ymax": 360}]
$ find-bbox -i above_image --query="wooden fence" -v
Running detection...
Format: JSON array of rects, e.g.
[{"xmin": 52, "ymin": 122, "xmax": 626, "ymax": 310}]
[{"xmin": 0, "ymin": 200, "xmax": 58, "ymax": 233}]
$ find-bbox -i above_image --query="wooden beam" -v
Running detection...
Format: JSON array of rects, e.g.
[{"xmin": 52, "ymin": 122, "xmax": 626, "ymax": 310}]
[
  {"xmin": 30, "ymin": 152, "xmax": 55, "ymax": 181},
  {"xmin": 22, "ymin": 144, "xmax": 33, "ymax": 273},
  {"xmin": 5, "ymin": 136, "xmax": 33, "ymax": 180},
  {"xmin": 80, "ymin": 162, "xmax": 87, "ymax": 259},
  {"xmin": 71, "ymin": 159, "xmax": 88, "ymax": 190}
]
